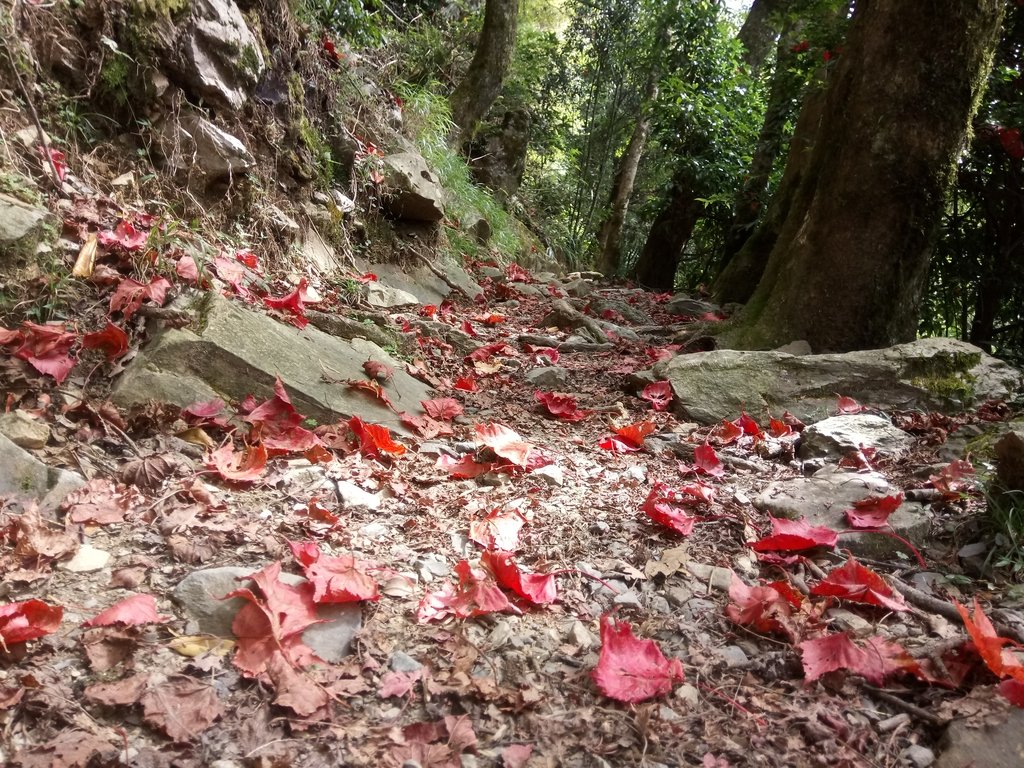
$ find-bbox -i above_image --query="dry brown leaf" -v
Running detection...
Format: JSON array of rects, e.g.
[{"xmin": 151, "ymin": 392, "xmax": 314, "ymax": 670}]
[{"xmin": 140, "ymin": 676, "xmax": 224, "ymax": 742}]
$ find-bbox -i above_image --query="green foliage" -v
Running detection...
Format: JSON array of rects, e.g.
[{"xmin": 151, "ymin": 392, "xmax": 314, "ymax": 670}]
[
  {"xmin": 300, "ymin": 0, "xmax": 387, "ymax": 47},
  {"xmin": 986, "ymin": 488, "xmax": 1024, "ymax": 578},
  {"xmin": 394, "ymin": 82, "xmax": 525, "ymax": 261}
]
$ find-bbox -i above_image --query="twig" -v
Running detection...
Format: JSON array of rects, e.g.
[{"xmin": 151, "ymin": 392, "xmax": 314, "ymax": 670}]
[
  {"xmin": 861, "ymin": 685, "xmax": 947, "ymax": 727},
  {"xmin": 884, "ymin": 575, "xmax": 962, "ymax": 623},
  {"xmin": 3, "ymin": 44, "xmax": 62, "ymax": 191}
]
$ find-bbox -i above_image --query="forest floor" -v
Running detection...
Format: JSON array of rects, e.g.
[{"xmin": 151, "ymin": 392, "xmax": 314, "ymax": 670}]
[{"xmin": 1, "ymin": 253, "xmax": 1021, "ymax": 768}]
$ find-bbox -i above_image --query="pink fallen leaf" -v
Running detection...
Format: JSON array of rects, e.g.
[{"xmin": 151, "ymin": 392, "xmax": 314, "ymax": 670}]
[
  {"xmin": 83, "ymin": 594, "xmax": 170, "ymax": 627},
  {"xmin": 469, "ymin": 508, "xmax": 526, "ymax": 551},
  {"xmin": 289, "ymin": 540, "xmax": 379, "ymax": 603},
  {"xmin": 416, "ymin": 560, "xmax": 512, "ymax": 623},
  {"xmin": 481, "ymin": 550, "xmax": 557, "ymax": 606},
  {"xmin": 475, "ymin": 423, "xmax": 534, "ymax": 468},
  {"xmin": 206, "ymin": 442, "xmax": 268, "ymax": 483},
  {"xmin": 422, "ymin": 397, "xmax": 463, "ymax": 421},
  {"xmin": 693, "ymin": 443, "xmax": 725, "ymax": 478},
  {"xmin": 836, "ymin": 395, "xmax": 863, "ymax": 414},
  {"xmin": 726, "ymin": 573, "xmax": 802, "ymax": 641},
  {"xmin": 799, "ymin": 633, "xmax": 886, "ymax": 685},
  {"xmin": 845, "ymin": 493, "xmax": 903, "ymax": 528},
  {"xmin": 592, "ymin": 615, "xmax": 684, "ymax": 703},
  {"xmin": 640, "ymin": 381, "xmax": 673, "ymax": 412},
  {"xmin": 0, "ymin": 599, "xmax": 63, "ymax": 645},
  {"xmin": 751, "ymin": 516, "xmax": 838, "ymax": 552},
  {"xmin": 534, "ymin": 391, "xmax": 589, "ymax": 422},
  {"xmin": 82, "ymin": 322, "xmax": 130, "ymax": 361}
]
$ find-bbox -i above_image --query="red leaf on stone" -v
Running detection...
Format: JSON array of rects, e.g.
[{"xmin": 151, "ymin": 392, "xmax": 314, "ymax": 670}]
[
  {"xmin": 733, "ymin": 412, "xmax": 763, "ymax": 437},
  {"xmin": 349, "ymin": 416, "xmax": 406, "ymax": 458},
  {"xmin": 83, "ymin": 594, "xmax": 170, "ymax": 627},
  {"xmin": 245, "ymin": 377, "xmax": 303, "ymax": 434},
  {"xmin": 642, "ymin": 482, "xmax": 710, "ymax": 536},
  {"xmin": 466, "ymin": 341, "xmax": 516, "ymax": 362},
  {"xmin": 955, "ymin": 597, "xmax": 1024, "ymax": 681},
  {"xmin": 475, "ymin": 422, "xmax": 534, "ymax": 467},
  {"xmin": 710, "ymin": 419, "xmax": 743, "ymax": 445},
  {"xmin": 506, "ymin": 263, "xmax": 533, "ymax": 283},
  {"xmin": 693, "ymin": 443, "xmax": 725, "ymax": 477},
  {"xmin": 461, "ymin": 319, "xmax": 479, "ymax": 338},
  {"xmin": 534, "ymin": 391, "xmax": 589, "ymax": 422},
  {"xmin": 524, "ymin": 344, "xmax": 560, "ymax": 365},
  {"xmin": 469, "ymin": 508, "xmax": 526, "ymax": 551},
  {"xmin": 435, "ymin": 454, "xmax": 495, "ymax": 478},
  {"xmin": 289, "ymin": 540, "xmax": 379, "ymax": 603},
  {"xmin": 363, "ymin": 360, "xmax": 395, "ymax": 381},
  {"xmin": 109, "ymin": 276, "xmax": 171, "ymax": 319},
  {"xmin": 810, "ymin": 558, "xmax": 909, "ymax": 611},
  {"xmin": 400, "ymin": 411, "xmax": 453, "ymax": 438},
  {"xmin": 836, "ymin": 395, "xmax": 863, "ymax": 414},
  {"xmin": 751, "ymin": 516, "xmax": 838, "ymax": 552},
  {"xmin": 845, "ymin": 493, "xmax": 903, "ymax": 528},
  {"xmin": 592, "ymin": 615, "xmax": 684, "ymax": 703},
  {"xmin": 930, "ymin": 459, "xmax": 976, "ymax": 498},
  {"xmin": 599, "ymin": 420, "xmax": 655, "ymax": 452},
  {"xmin": 206, "ymin": 442, "xmax": 268, "ymax": 483},
  {"xmin": 264, "ymin": 278, "xmax": 316, "ymax": 323},
  {"xmin": 82, "ymin": 322, "xmax": 129, "ymax": 361},
  {"xmin": 422, "ymin": 397, "xmax": 463, "ymax": 421},
  {"xmin": 481, "ymin": 550, "xmax": 557, "ymax": 605},
  {"xmin": 799, "ymin": 633, "xmax": 886, "ymax": 685},
  {"xmin": 346, "ymin": 378, "xmax": 395, "ymax": 409},
  {"xmin": 726, "ymin": 573, "xmax": 802, "ymax": 640},
  {"xmin": 640, "ymin": 381, "xmax": 673, "ymax": 412},
  {"xmin": 768, "ymin": 418, "xmax": 795, "ymax": 437},
  {"xmin": 1000, "ymin": 679, "xmax": 1024, "ymax": 707},
  {"xmin": 0, "ymin": 599, "xmax": 63, "ymax": 645}
]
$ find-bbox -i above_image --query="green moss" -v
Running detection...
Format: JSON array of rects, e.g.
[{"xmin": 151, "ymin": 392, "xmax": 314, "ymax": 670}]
[
  {"xmin": 99, "ymin": 55, "xmax": 132, "ymax": 106},
  {"xmin": 238, "ymin": 44, "xmax": 262, "ymax": 79},
  {"xmin": 910, "ymin": 372, "xmax": 976, "ymax": 403},
  {"xmin": 0, "ymin": 173, "xmax": 43, "ymax": 206},
  {"xmin": 134, "ymin": 0, "xmax": 190, "ymax": 17},
  {"xmin": 903, "ymin": 347, "xmax": 982, "ymax": 404}
]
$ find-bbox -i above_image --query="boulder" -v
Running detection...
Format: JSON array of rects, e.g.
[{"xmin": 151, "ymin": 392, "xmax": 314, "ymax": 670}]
[
  {"xmin": 0, "ymin": 410, "xmax": 50, "ymax": 449},
  {"xmin": 937, "ymin": 706, "xmax": 1024, "ymax": 768},
  {"xmin": 0, "ymin": 192, "xmax": 55, "ymax": 269},
  {"xmin": 753, "ymin": 466, "xmax": 930, "ymax": 560},
  {"xmin": 0, "ymin": 433, "xmax": 84, "ymax": 509},
  {"xmin": 111, "ymin": 291, "xmax": 431, "ymax": 434},
  {"xmin": 365, "ymin": 282, "xmax": 420, "ymax": 308},
  {"xmin": 158, "ymin": 113, "xmax": 255, "ymax": 180},
  {"xmin": 461, "ymin": 212, "xmax": 491, "ymax": 244},
  {"xmin": 666, "ymin": 295, "xmax": 719, "ymax": 318},
  {"xmin": 652, "ymin": 337, "xmax": 1022, "ymax": 425},
  {"xmin": 799, "ymin": 414, "xmax": 915, "ymax": 461},
  {"xmin": 381, "ymin": 153, "xmax": 444, "ymax": 221},
  {"xmin": 366, "ymin": 260, "xmax": 483, "ymax": 305}
]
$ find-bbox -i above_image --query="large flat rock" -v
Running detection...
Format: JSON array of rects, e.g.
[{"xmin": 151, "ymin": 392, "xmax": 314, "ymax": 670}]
[
  {"xmin": 652, "ymin": 337, "xmax": 1022, "ymax": 425},
  {"xmin": 0, "ymin": 433, "xmax": 84, "ymax": 509},
  {"xmin": 111, "ymin": 291, "xmax": 431, "ymax": 433}
]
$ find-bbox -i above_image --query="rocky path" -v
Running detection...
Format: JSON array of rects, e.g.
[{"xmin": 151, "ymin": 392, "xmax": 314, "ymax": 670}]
[{"xmin": 2, "ymin": 254, "xmax": 1024, "ymax": 768}]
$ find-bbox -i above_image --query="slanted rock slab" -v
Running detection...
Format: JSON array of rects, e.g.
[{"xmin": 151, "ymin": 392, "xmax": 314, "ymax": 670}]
[
  {"xmin": 381, "ymin": 152, "xmax": 445, "ymax": 221},
  {"xmin": 936, "ymin": 706, "xmax": 1024, "ymax": 768},
  {"xmin": 0, "ymin": 433, "xmax": 84, "ymax": 508},
  {"xmin": 799, "ymin": 414, "xmax": 914, "ymax": 460},
  {"xmin": 652, "ymin": 337, "xmax": 1022, "ymax": 425},
  {"xmin": 0, "ymin": 192, "xmax": 56, "ymax": 270},
  {"xmin": 173, "ymin": 566, "xmax": 360, "ymax": 662},
  {"xmin": 753, "ymin": 466, "xmax": 930, "ymax": 560},
  {"xmin": 111, "ymin": 291, "xmax": 431, "ymax": 433}
]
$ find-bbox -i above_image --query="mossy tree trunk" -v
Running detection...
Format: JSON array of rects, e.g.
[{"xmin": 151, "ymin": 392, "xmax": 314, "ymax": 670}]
[
  {"xmin": 723, "ymin": 0, "xmax": 1003, "ymax": 353},
  {"xmin": 593, "ymin": 66, "xmax": 659, "ymax": 277},
  {"xmin": 737, "ymin": 0, "xmax": 787, "ymax": 76},
  {"xmin": 449, "ymin": 0, "xmax": 519, "ymax": 144},
  {"xmin": 630, "ymin": 166, "xmax": 702, "ymax": 291}
]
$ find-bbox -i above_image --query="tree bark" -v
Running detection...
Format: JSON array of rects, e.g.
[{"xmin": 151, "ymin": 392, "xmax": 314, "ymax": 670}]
[
  {"xmin": 593, "ymin": 67, "xmax": 659, "ymax": 276},
  {"xmin": 737, "ymin": 0, "xmax": 786, "ymax": 76},
  {"xmin": 630, "ymin": 167, "xmax": 702, "ymax": 291},
  {"xmin": 723, "ymin": 0, "xmax": 1003, "ymax": 353},
  {"xmin": 449, "ymin": 0, "xmax": 519, "ymax": 143}
]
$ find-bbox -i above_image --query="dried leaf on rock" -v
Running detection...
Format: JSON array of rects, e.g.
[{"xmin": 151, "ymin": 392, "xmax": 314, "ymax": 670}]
[
  {"xmin": 119, "ymin": 453, "xmax": 184, "ymax": 489},
  {"xmin": 845, "ymin": 493, "xmax": 903, "ymax": 528},
  {"xmin": 81, "ymin": 322, "xmax": 129, "ymax": 361},
  {"xmin": 289, "ymin": 540, "xmax": 380, "ymax": 603},
  {"xmin": 349, "ymin": 416, "xmax": 406, "ymax": 458},
  {"xmin": 751, "ymin": 517, "xmax": 838, "ymax": 552},
  {"xmin": 481, "ymin": 550, "xmax": 557, "ymax": 605},
  {"xmin": 474, "ymin": 422, "xmax": 534, "ymax": 467},
  {"xmin": 469, "ymin": 508, "xmax": 526, "ymax": 551},
  {"xmin": 206, "ymin": 442, "xmax": 268, "ymax": 483},
  {"xmin": 422, "ymin": 397, "xmax": 463, "ymax": 421},
  {"xmin": 417, "ymin": 560, "xmax": 512, "ymax": 623},
  {"xmin": 640, "ymin": 381, "xmax": 673, "ymax": 412}
]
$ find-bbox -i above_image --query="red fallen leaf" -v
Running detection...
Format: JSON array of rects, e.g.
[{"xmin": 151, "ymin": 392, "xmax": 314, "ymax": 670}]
[
  {"xmin": 476, "ymin": 312, "xmax": 506, "ymax": 326},
  {"xmin": 809, "ymin": 558, "xmax": 909, "ymax": 612},
  {"xmin": 61, "ymin": 477, "xmax": 143, "ymax": 524},
  {"xmin": 183, "ymin": 398, "xmax": 226, "ymax": 420},
  {"xmin": 640, "ymin": 380, "xmax": 673, "ymax": 412},
  {"xmin": 469, "ymin": 508, "xmax": 526, "ymax": 551},
  {"xmin": 213, "ymin": 254, "xmax": 249, "ymax": 292},
  {"xmin": 592, "ymin": 615, "xmax": 684, "ymax": 703},
  {"xmin": 12, "ymin": 321, "xmax": 78, "ymax": 383},
  {"xmin": 644, "ymin": 345, "xmax": 680, "ymax": 362},
  {"xmin": 109, "ymin": 275, "xmax": 171, "ymax": 319},
  {"xmin": 378, "ymin": 669, "xmax": 423, "ymax": 698},
  {"xmin": 845, "ymin": 493, "xmax": 904, "ymax": 528},
  {"xmin": 836, "ymin": 395, "xmax": 863, "ymax": 414},
  {"xmin": 346, "ymin": 377, "xmax": 395, "ymax": 409},
  {"xmin": 245, "ymin": 377, "xmax": 303, "ymax": 434},
  {"xmin": 264, "ymin": 277, "xmax": 315, "ymax": 316},
  {"xmin": 733, "ymin": 412, "xmax": 764, "ymax": 438},
  {"xmin": 751, "ymin": 516, "xmax": 838, "ymax": 552},
  {"xmin": 693, "ymin": 443, "xmax": 725, "ymax": 478},
  {"xmin": 38, "ymin": 146, "xmax": 68, "ymax": 181},
  {"xmin": 416, "ymin": 560, "xmax": 512, "ymax": 622},
  {"xmin": 175, "ymin": 254, "xmax": 206, "ymax": 285},
  {"xmin": 768, "ymin": 418, "xmax": 795, "ymax": 437},
  {"xmin": 363, "ymin": 359, "xmax": 395, "ymax": 382},
  {"xmin": 534, "ymin": 391, "xmax": 589, "ymax": 422},
  {"xmin": 322, "ymin": 35, "xmax": 342, "ymax": 62},
  {"xmin": 289, "ymin": 540, "xmax": 379, "ymax": 603},
  {"xmin": 955, "ymin": 597, "xmax": 1024, "ymax": 681},
  {"xmin": 265, "ymin": 650, "xmax": 330, "ymax": 717},
  {"xmin": 422, "ymin": 397, "xmax": 463, "ymax": 421},
  {"xmin": 461, "ymin": 319, "xmax": 479, "ymax": 338},
  {"xmin": 300, "ymin": 496, "xmax": 341, "ymax": 526},
  {"xmin": 1000, "ymin": 679, "xmax": 1024, "ymax": 707},
  {"xmin": 436, "ymin": 454, "xmax": 495, "ymax": 478},
  {"xmin": 642, "ymin": 482, "xmax": 706, "ymax": 536},
  {"xmin": 348, "ymin": 416, "xmax": 406, "ymax": 458},
  {"xmin": 726, "ymin": 573, "xmax": 802, "ymax": 640},
  {"xmin": 0, "ymin": 599, "xmax": 63, "ymax": 645},
  {"xmin": 525, "ymin": 345, "xmax": 560, "ymax": 365},
  {"xmin": 400, "ymin": 411, "xmax": 453, "ymax": 439},
  {"xmin": 97, "ymin": 220, "xmax": 148, "ymax": 251},
  {"xmin": 206, "ymin": 442, "xmax": 268, "ymax": 483},
  {"xmin": 481, "ymin": 550, "xmax": 557, "ymax": 605},
  {"xmin": 599, "ymin": 420, "xmax": 656, "ymax": 453},
  {"xmin": 501, "ymin": 744, "xmax": 534, "ymax": 768},
  {"xmin": 506, "ymin": 263, "xmax": 533, "ymax": 283},
  {"xmin": 998, "ymin": 126, "xmax": 1024, "ymax": 160},
  {"xmin": 0, "ymin": 326, "xmax": 23, "ymax": 346},
  {"xmin": 710, "ymin": 418, "xmax": 743, "ymax": 445},
  {"xmin": 466, "ymin": 341, "xmax": 517, "ymax": 362},
  {"xmin": 82, "ymin": 322, "xmax": 129, "ymax": 361},
  {"xmin": 475, "ymin": 422, "xmax": 534, "ymax": 467},
  {"xmin": 229, "ymin": 561, "xmax": 324, "ymax": 676},
  {"xmin": 355, "ymin": 272, "xmax": 377, "ymax": 283},
  {"xmin": 799, "ymin": 633, "xmax": 888, "ymax": 685},
  {"xmin": 420, "ymin": 304, "xmax": 438, "ymax": 319},
  {"xmin": 930, "ymin": 459, "xmax": 976, "ymax": 498},
  {"xmin": 454, "ymin": 374, "xmax": 478, "ymax": 392},
  {"xmin": 263, "ymin": 425, "xmax": 325, "ymax": 457},
  {"xmin": 83, "ymin": 594, "xmax": 171, "ymax": 627}
]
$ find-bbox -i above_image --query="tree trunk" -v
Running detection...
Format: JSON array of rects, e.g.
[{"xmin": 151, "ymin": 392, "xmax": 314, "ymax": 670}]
[
  {"xmin": 737, "ymin": 0, "xmax": 785, "ymax": 76},
  {"xmin": 723, "ymin": 0, "xmax": 1003, "ymax": 353},
  {"xmin": 449, "ymin": 0, "xmax": 519, "ymax": 143},
  {"xmin": 594, "ymin": 67, "xmax": 659, "ymax": 276},
  {"xmin": 630, "ymin": 168, "xmax": 702, "ymax": 291}
]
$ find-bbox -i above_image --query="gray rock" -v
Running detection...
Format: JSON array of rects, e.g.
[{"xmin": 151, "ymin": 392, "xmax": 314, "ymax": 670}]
[
  {"xmin": 775, "ymin": 340, "xmax": 812, "ymax": 356},
  {"xmin": 111, "ymin": 291, "xmax": 430, "ymax": 434},
  {"xmin": 665, "ymin": 295, "xmax": 719, "ymax": 317},
  {"xmin": 0, "ymin": 433, "xmax": 84, "ymax": 508},
  {"xmin": 381, "ymin": 153, "xmax": 444, "ymax": 221},
  {"xmin": 799, "ymin": 414, "xmax": 914, "ymax": 461},
  {"xmin": 995, "ymin": 430, "xmax": 1024, "ymax": 492},
  {"xmin": 902, "ymin": 745, "xmax": 935, "ymax": 768},
  {"xmin": 586, "ymin": 299, "xmax": 653, "ymax": 325},
  {"xmin": 389, "ymin": 651, "xmax": 422, "ymax": 673},
  {"xmin": 562, "ymin": 279, "xmax": 593, "ymax": 298},
  {"xmin": 652, "ymin": 337, "xmax": 1022, "ymax": 425},
  {"xmin": 525, "ymin": 366, "xmax": 570, "ymax": 389},
  {"xmin": 173, "ymin": 566, "xmax": 361, "ymax": 662},
  {"xmin": 158, "ymin": 113, "xmax": 255, "ymax": 180},
  {"xmin": 715, "ymin": 645, "xmax": 749, "ymax": 668},
  {"xmin": 298, "ymin": 225, "xmax": 342, "ymax": 274},
  {"xmin": 0, "ymin": 192, "xmax": 55, "ymax": 268},
  {"xmin": 334, "ymin": 480, "xmax": 381, "ymax": 511},
  {"xmin": 461, "ymin": 212, "xmax": 491, "ymax": 244},
  {"xmin": 531, "ymin": 464, "xmax": 564, "ymax": 487},
  {"xmin": 369, "ymin": 260, "xmax": 483, "ymax": 305},
  {"xmin": 365, "ymin": 282, "xmax": 420, "ymax": 308},
  {"xmin": 165, "ymin": 0, "xmax": 265, "ymax": 110},
  {"xmin": 306, "ymin": 311, "xmax": 395, "ymax": 348},
  {"xmin": 753, "ymin": 466, "xmax": 930, "ymax": 559},
  {"xmin": 0, "ymin": 410, "xmax": 50, "ymax": 449},
  {"xmin": 937, "ymin": 707, "xmax": 1024, "ymax": 768}
]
